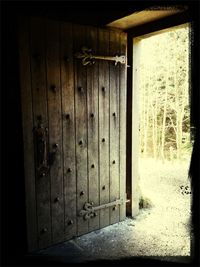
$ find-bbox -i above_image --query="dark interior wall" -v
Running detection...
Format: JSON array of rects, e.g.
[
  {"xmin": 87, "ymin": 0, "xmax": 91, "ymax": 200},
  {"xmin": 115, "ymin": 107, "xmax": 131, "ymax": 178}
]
[
  {"xmin": 1, "ymin": 1, "xmax": 200, "ymax": 266},
  {"xmin": 1, "ymin": 0, "xmax": 192, "ymax": 27},
  {"xmin": 1, "ymin": 1, "xmax": 149, "ymax": 27},
  {"xmin": 2, "ymin": 4, "xmax": 27, "ymax": 266}
]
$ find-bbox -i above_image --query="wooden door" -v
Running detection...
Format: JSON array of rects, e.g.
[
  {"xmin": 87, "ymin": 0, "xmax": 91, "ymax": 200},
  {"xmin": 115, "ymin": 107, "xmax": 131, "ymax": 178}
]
[{"xmin": 18, "ymin": 17, "xmax": 127, "ymax": 252}]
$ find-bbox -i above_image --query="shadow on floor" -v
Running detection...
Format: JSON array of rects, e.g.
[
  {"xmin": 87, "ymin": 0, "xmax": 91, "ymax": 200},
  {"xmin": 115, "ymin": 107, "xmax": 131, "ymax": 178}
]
[
  {"xmin": 11, "ymin": 236, "xmax": 192, "ymax": 267},
  {"xmin": 13, "ymin": 254, "xmax": 193, "ymax": 267}
]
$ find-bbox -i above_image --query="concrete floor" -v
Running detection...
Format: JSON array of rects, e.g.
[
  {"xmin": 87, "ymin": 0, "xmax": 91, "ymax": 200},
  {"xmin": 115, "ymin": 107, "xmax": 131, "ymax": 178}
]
[{"xmin": 33, "ymin": 216, "xmax": 192, "ymax": 266}]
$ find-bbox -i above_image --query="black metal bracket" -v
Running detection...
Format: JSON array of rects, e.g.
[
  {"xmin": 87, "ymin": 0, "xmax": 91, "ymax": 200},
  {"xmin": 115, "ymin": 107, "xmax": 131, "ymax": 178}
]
[
  {"xmin": 79, "ymin": 199, "xmax": 124, "ymax": 220},
  {"xmin": 33, "ymin": 117, "xmax": 58, "ymax": 177},
  {"xmin": 75, "ymin": 46, "xmax": 126, "ymax": 66}
]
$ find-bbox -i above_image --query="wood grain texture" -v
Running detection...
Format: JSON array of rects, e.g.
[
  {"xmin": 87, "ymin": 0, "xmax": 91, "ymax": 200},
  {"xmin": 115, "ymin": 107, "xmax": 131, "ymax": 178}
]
[
  {"xmin": 19, "ymin": 19, "xmax": 127, "ymax": 250},
  {"xmin": 109, "ymin": 30, "xmax": 120, "ymax": 224},
  {"xmin": 98, "ymin": 28, "xmax": 110, "ymax": 228},
  {"xmin": 46, "ymin": 19, "xmax": 64, "ymax": 243},
  {"xmin": 60, "ymin": 22, "xmax": 77, "ymax": 239},
  {"xmin": 86, "ymin": 26, "xmax": 100, "ymax": 231},
  {"xmin": 30, "ymin": 17, "xmax": 52, "ymax": 249},
  {"xmin": 73, "ymin": 24, "xmax": 89, "ymax": 236},
  {"xmin": 119, "ymin": 32, "xmax": 127, "ymax": 221},
  {"xmin": 126, "ymin": 34, "xmax": 133, "ymax": 216},
  {"xmin": 18, "ymin": 16, "xmax": 38, "ymax": 251}
]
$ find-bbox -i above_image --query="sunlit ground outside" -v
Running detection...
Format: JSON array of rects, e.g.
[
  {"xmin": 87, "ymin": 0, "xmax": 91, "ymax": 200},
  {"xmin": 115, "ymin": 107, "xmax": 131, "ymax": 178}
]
[
  {"xmin": 138, "ymin": 158, "xmax": 191, "ymax": 256},
  {"xmin": 138, "ymin": 24, "xmax": 192, "ymax": 256}
]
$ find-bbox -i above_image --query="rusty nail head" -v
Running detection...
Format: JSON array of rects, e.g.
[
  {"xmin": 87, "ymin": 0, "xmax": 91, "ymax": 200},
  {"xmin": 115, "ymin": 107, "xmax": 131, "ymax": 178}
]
[
  {"xmin": 51, "ymin": 85, "xmax": 56, "ymax": 92},
  {"xmin": 55, "ymin": 197, "xmax": 60, "ymax": 202},
  {"xmin": 37, "ymin": 115, "xmax": 42, "ymax": 121},
  {"xmin": 68, "ymin": 220, "xmax": 73, "ymax": 225},
  {"xmin": 78, "ymin": 87, "xmax": 83, "ymax": 92},
  {"xmin": 64, "ymin": 56, "xmax": 69, "ymax": 62},
  {"xmin": 42, "ymin": 228, "xmax": 47, "ymax": 233}
]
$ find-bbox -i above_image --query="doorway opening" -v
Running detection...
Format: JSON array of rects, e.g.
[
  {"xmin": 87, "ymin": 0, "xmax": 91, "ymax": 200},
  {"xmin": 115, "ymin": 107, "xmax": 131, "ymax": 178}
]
[{"xmin": 133, "ymin": 23, "xmax": 193, "ymax": 256}]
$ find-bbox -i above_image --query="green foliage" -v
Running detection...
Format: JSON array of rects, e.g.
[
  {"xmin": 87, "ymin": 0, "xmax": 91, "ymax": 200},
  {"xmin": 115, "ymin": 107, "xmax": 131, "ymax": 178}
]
[{"xmin": 139, "ymin": 196, "xmax": 154, "ymax": 209}]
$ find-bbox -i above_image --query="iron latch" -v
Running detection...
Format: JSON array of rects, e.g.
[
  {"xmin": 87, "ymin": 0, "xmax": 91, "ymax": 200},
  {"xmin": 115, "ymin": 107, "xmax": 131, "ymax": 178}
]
[
  {"xmin": 33, "ymin": 116, "xmax": 58, "ymax": 178},
  {"xmin": 79, "ymin": 198, "xmax": 124, "ymax": 220},
  {"xmin": 75, "ymin": 46, "xmax": 126, "ymax": 66}
]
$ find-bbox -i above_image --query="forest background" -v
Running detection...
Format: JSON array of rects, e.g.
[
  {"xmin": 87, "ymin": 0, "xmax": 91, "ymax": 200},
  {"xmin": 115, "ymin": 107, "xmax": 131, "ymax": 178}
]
[{"xmin": 138, "ymin": 25, "xmax": 192, "ymax": 162}]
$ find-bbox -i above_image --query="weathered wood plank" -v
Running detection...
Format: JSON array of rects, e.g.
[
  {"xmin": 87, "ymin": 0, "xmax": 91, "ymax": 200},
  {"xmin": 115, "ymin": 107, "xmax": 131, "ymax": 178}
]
[
  {"xmin": 18, "ymin": 16, "xmax": 38, "ymax": 251},
  {"xmin": 86, "ymin": 26, "xmax": 100, "ymax": 231},
  {"xmin": 73, "ymin": 24, "xmax": 89, "ymax": 236},
  {"xmin": 19, "ymin": 20, "xmax": 127, "ymax": 250},
  {"xmin": 119, "ymin": 32, "xmax": 127, "ymax": 221},
  {"xmin": 46, "ymin": 19, "xmax": 64, "ymax": 243},
  {"xmin": 109, "ymin": 30, "xmax": 120, "ymax": 224},
  {"xmin": 131, "ymin": 39, "xmax": 140, "ymax": 217},
  {"xmin": 126, "ymin": 35, "xmax": 133, "ymax": 216},
  {"xmin": 30, "ymin": 17, "xmax": 52, "ymax": 249},
  {"xmin": 98, "ymin": 28, "xmax": 110, "ymax": 228},
  {"xmin": 60, "ymin": 22, "xmax": 77, "ymax": 239}
]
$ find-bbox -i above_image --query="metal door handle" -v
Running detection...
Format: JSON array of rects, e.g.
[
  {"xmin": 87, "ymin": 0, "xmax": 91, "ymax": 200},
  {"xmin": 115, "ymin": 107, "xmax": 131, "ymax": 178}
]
[
  {"xmin": 33, "ymin": 119, "xmax": 48, "ymax": 176},
  {"xmin": 33, "ymin": 118, "xmax": 58, "ymax": 177}
]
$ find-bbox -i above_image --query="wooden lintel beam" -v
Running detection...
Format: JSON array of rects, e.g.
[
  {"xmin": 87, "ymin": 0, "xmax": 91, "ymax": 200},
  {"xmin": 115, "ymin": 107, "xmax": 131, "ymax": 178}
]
[{"xmin": 126, "ymin": 11, "xmax": 191, "ymax": 38}]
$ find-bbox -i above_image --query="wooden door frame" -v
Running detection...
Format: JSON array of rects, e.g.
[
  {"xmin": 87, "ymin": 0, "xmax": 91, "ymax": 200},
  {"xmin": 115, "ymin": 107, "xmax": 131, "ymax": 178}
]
[{"xmin": 125, "ymin": 10, "xmax": 193, "ymax": 217}]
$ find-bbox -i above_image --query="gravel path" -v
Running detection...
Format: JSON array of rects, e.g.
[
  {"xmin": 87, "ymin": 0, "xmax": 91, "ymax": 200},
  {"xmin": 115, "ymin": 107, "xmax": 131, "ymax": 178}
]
[{"xmin": 73, "ymin": 158, "xmax": 192, "ymax": 261}]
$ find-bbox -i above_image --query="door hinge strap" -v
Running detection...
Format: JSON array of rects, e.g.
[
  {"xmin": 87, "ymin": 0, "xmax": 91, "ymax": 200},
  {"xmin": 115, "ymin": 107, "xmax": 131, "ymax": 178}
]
[
  {"xmin": 79, "ymin": 198, "xmax": 124, "ymax": 220},
  {"xmin": 75, "ymin": 46, "xmax": 126, "ymax": 66}
]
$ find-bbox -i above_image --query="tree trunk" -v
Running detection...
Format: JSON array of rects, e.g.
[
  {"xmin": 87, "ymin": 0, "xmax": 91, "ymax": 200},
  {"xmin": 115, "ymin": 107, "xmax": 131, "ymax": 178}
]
[{"xmin": 161, "ymin": 83, "xmax": 168, "ymax": 162}]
